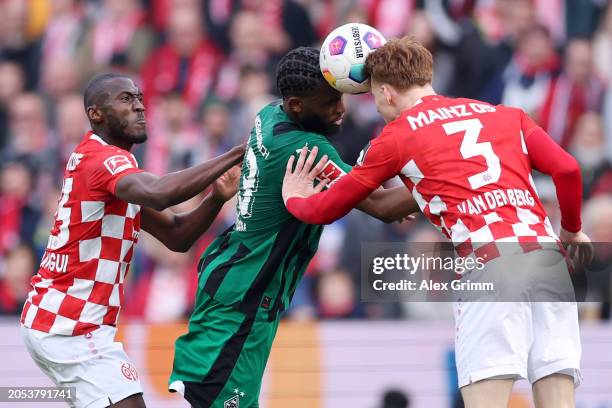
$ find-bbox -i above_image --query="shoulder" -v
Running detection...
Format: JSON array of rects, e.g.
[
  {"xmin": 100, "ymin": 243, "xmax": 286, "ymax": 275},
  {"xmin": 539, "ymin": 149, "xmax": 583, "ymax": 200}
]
[
  {"xmin": 257, "ymin": 100, "xmax": 282, "ymax": 120},
  {"xmin": 81, "ymin": 135, "xmax": 139, "ymax": 173},
  {"xmin": 259, "ymin": 102, "xmax": 305, "ymax": 138}
]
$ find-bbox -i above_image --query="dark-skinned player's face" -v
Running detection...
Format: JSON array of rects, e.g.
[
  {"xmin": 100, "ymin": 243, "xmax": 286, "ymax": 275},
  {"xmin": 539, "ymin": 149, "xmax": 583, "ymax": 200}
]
[
  {"xmin": 297, "ymin": 82, "xmax": 345, "ymax": 137},
  {"xmin": 101, "ymin": 78, "xmax": 147, "ymax": 144}
]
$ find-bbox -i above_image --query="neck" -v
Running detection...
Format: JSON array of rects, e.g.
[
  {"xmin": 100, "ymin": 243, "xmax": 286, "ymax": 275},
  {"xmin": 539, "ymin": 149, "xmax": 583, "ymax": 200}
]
[
  {"xmin": 281, "ymin": 100, "xmax": 298, "ymax": 123},
  {"xmin": 398, "ymin": 84, "xmax": 437, "ymax": 111},
  {"xmin": 91, "ymin": 127, "xmax": 133, "ymax": 151}
]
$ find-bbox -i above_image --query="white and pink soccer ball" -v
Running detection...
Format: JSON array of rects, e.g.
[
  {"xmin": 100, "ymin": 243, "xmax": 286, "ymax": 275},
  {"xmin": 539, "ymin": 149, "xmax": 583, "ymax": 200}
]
[{"xmin": 320, "ymin": 23, "xmax": 387, "ymax": 94}]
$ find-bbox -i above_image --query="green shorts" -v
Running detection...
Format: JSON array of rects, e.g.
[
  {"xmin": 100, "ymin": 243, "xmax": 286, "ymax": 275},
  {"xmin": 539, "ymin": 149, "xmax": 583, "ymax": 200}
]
[{"xmin": 169, "ymin": 293, "xmax": 280, "ymax": 408}]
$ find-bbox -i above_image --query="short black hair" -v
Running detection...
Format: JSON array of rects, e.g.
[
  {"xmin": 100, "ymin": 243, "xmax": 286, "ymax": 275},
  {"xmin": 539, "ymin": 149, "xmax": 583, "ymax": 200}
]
[
  {"xmin": 276, "ymin": 47, "xmax": 326, "ymax": 98},
  {"xmin": 83, "ymin": 73, "xmax": 130, "ymax": 110}
]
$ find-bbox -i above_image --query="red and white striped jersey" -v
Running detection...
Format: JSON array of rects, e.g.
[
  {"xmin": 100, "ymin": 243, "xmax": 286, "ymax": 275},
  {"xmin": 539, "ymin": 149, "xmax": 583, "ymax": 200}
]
[
  {"xmin": 351, "ymin": 95, "xmax": 559, "ymax": 261},
  {"xmin": 21, "ymin": 132, "xmax": 144, "ymax": 336}
]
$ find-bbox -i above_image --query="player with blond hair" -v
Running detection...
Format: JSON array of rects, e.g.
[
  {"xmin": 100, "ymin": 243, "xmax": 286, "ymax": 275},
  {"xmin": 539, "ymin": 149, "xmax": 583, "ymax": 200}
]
[{"xmin": 283, "ymin": 37, "xmax": 592, "ymax": 408}]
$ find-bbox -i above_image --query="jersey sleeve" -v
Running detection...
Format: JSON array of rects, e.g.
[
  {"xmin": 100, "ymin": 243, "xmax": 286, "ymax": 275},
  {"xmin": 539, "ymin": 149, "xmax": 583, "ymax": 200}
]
[
  {"xmin": 520, "ymin": 109, "xmax": 543, "ymax": 138},
  {"xmin": 520, "ymin": 110, "xmax": 583, "ymax": 232},
  {"xmin": 349, "ymin": 127, "xmax": 404, "ymax": 189},
  {"xmin": 294, "ymin": 135, "xmax": 352, "ymax": 186},
  {"xmin": 89, "ymin": 149, "xmax": 144, "ymax": 196}
]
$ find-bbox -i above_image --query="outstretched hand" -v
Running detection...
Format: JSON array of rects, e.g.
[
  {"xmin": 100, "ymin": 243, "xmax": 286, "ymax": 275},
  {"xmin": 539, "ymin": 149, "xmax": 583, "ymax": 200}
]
[
  {"xmin": 212, "ymin": 165, "xmax": 242, "ymax": 202},
  {"xmin": 282, "ymin": 145, "xmax": 329, "ymax": 205}
]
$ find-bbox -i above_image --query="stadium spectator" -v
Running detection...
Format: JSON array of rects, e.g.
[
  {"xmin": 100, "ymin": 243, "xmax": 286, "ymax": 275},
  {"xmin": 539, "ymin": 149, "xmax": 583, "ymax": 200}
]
[
  {"xmin": 0, "ymin": 161, "xmax": 39, "ymax": 254},
  {"xmin": 227, "ymin": 65, "xmax": 275, "ymax": 147},
  {"xmin": 581, "ymin": 194, "xmax": 612, "ymax": 320},
  {"xmin": 4, "ymin": 93, "xmax": 59, "ymax": 197},
  {"xmin": 593, "ymin": 3, "xmax": 612, "ymax": 84},
  {"xmin": 368, "ymin": 0, "xmax": 414, "ymax": 39},
  {"xmin": 77, "ymin": 0, "xmax": 154, "ymax": 79},
  {"xmin": 0, "ymin": 245, "xmax": 36, "ymax": 314},
  {"xmin": 141, "ymin": 6, "xmax": 222, "ymax": 112},
  {"xmin": 213, "ymin": 10, "xmax": 270, "ymax": 101},
  {"xmin": 568, "ymin": 112, "xmax": 612, "ymax": 198},
  {"xmin": 252, "ymin": 0, "xmax": 318, "ymax": 57},
  {"xmin": 39, "ymin": 54, "xmax": 81, "ymax": 105},
  {"xmin": 474, "ymin": 0, "xmax": 537, "ymax": 45},
  {"xmin": 145, "ymin": 92, "xmax": 200, "ymax": 175},
  {"xmin": 0, "ymin": 0, "xmax": 41, "ymax": 89},
  {"xmin": 39, "ymin": 0, "xmax": 84, "ymax": 67},
  {"xmin": 0, "ymin": 61, "xmax": 26, "ymax": 149},
  {"xmin": 539, "ymin": 38, "xmax": 606, "ymax": 148},
  {"xmin": 124, "ymin": 233, "xmax": 198, "ymax": 322},
  {"xmin": 378, "ymin": 388, "xmax": 411, "ymax": 408},
  {"xmin": 406, "ymin": 10, "xmax": 455, "ymax": 96},
  {"xmin": 55, "ymin": 94, "xmax": 89, "ymax": 167},
  {"xmin": 31, "ymin": 185, "xmax": 60, "ymax": 258},
  {"xmin": 315, "ymin": 268, "xmax": 360, "ymax": 318},
  {"xmin": 480, "ymin": 24, "xmax": 560, "ymax": 116},
  {"xmin": 196, "ymin": 101, "xmax": 235, "ymax": 159}
]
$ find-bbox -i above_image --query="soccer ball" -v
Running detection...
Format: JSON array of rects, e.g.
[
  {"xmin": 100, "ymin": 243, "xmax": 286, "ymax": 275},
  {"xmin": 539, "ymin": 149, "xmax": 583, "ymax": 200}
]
[{"xmin": 320, "ymin": 23, "xmax": 387, "ymax": 94}]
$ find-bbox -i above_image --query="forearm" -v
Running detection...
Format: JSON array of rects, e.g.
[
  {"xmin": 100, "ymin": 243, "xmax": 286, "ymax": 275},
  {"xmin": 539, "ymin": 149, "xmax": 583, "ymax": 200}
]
[
  {"xmin": 525, "ymin": 128, "xmax": 582, "ymax": 232},
  {"xmin": 118, "ymin": 146, "xmax": 243, "ymax": 210},
  {"xmin": 141, "ymin": 194, "xmax": 227, "ymax": 252},
  {"xmin": 550, "ymin": 163, "xmax": 582, "ymax": 232},
  {"xmin": 356, "ymin": 185, "xmax": 418, "ymax": 222},
  {"xmin": 152, "ymin": 147, "xmax": 243, "ymax": 209},
  {"xmin": 286, "ymin": 175, "xmax": 374, "ymax": 224},
  {"xmin": 171, "ymin": 194, "xmax": 226, "ymax": 251}
]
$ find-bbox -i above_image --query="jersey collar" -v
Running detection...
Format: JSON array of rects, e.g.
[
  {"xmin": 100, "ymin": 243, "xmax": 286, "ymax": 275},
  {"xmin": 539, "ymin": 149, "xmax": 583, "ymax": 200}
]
[{"xmin": 87, "ymin": 131, "xmax": 109, "ymax": 146}]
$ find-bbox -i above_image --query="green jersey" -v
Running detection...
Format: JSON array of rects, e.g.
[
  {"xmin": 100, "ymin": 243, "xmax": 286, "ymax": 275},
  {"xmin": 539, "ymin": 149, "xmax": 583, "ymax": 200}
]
[{"xmin": 198, "ymin": 102, "xmax": 351, "ymax": 321}]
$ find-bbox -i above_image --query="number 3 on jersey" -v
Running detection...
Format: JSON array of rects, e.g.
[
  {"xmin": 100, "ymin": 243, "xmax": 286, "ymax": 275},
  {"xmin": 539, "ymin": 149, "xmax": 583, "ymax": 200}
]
[{"xmin": 443, "ymin": 118, "xmax": 501, "ymax": 190}]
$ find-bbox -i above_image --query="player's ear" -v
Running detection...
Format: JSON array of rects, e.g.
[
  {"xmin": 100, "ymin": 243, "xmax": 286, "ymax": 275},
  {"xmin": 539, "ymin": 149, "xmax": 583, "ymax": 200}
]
[
  {"xmin": 381, "ymin": 84, "xmax": 393, "ymax": 105},
  {"xmin": 286, "ymin": 97, "xmax": 303, "ymax": 114},
  {"xmin": 87, "ymin": 106, "xmax": 103, "ymax": 124}
]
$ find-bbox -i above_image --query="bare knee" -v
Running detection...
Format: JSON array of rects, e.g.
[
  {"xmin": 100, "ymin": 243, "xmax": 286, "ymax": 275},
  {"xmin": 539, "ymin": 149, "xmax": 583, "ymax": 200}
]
[
  {"xmin": 460, "ymin": 378, "xmax": 515, "ymax": 408},
  {"xmin": 532, "ymin": 373, "xmax": 574, "ymax": 408}
]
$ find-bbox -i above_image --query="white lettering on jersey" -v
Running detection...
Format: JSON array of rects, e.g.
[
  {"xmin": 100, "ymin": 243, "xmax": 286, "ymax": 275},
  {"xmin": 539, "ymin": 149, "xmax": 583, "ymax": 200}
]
[
  {"xmin": 40, "ymin": 251, "xmax": 69, "ymax": 273},
  {"xmin": 457, "ymin": 188, "xmax": 535, "ymax": 214},
  {"xmin": 104, "ymin": 155, "xmax": 133, "ymax": 175},
  {"xmin": 66, "ymin": 153, "xmax": 83, "ymax": 171},
  {"xmin": 254, "ymin": 115, "xmax": 269, "ymax": 159},
  {"xmin": 406, "ymin": 103, "xmax": 497, "ymax": 131}
]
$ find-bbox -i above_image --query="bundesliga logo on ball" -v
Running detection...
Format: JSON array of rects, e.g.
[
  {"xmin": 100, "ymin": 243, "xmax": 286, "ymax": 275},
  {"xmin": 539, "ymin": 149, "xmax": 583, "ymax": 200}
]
[{"xmin": 320, "ymin": 23, "xmax": 387, "ymax": 94}]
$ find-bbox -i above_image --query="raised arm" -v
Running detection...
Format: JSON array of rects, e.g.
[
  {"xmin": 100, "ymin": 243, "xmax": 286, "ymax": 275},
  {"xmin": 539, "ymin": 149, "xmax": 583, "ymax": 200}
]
[
  {"xmin": 141, "ymin": 166, "xmax": 240, "ymax": 252},
  {"xmin": 115, "ymin": 145, "xmax": 244, "ymax": 211},
  {"xmin": 282, "ymin": 145, "xmax": 415, "ymax": 224}
]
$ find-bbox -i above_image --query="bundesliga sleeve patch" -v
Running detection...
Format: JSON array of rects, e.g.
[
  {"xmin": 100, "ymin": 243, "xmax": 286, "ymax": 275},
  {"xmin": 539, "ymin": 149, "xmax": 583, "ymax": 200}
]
[
  {"xmin": 315, "ymin": 160, "xmax": 346, "ymax": 186},
  {"xmin": 104, "ymin": 155, "xmax": 134, "ymax": 175},
  {"xmin": 294, "ymin": 146, "xmax": 346, "ymax": 186}
]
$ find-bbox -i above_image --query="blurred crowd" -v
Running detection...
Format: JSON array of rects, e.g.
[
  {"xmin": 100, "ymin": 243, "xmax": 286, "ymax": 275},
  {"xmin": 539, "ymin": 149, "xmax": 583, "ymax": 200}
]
[{"xmin": 0, "ymin": 0, "xmax": 611, "ymax": 322}]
